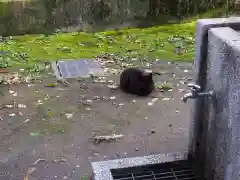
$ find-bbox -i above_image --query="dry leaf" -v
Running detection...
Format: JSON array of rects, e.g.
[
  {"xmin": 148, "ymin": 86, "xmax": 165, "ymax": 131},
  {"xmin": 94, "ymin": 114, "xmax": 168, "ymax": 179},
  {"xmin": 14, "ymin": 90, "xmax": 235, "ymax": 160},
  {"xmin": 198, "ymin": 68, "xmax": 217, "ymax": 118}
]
[
  {"xmin": 162, "ymin": 98, "xmax": 170, "ymax": 101},
  {"xmin": 94, "ymin": 134, "xmax": 124, "ymax": 143}
]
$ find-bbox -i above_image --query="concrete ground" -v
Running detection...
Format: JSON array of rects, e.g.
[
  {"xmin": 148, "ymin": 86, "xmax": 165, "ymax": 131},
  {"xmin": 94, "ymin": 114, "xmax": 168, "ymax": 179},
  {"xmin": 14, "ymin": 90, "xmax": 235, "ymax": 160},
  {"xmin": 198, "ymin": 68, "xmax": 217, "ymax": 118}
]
[{"xmin": 0, "ymin": 60, "xmax": 193, "ymax": 180}]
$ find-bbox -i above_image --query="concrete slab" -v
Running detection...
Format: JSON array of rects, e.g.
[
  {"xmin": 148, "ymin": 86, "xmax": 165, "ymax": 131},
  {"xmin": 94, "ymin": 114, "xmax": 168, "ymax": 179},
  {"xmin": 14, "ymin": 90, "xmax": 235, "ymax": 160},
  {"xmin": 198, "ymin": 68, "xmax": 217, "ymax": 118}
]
[
  {"xmin": 91, "ymin": 152, "xmax": 187, "ymax": 180},
  {"xmin": 52, "ymin": 59, "xmax": 105, "ymax": 79}
]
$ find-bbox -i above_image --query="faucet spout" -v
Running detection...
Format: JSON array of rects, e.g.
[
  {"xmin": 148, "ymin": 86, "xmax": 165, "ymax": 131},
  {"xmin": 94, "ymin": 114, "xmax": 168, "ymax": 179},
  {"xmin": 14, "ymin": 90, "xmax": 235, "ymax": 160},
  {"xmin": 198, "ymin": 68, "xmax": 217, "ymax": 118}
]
[
  {"xmin": 181, "ymin": 83, "xmax": 214, "ymax": 103},
  {"xmin": 182, "ymin": 92, "xmax": 195, "ymax": 102}
]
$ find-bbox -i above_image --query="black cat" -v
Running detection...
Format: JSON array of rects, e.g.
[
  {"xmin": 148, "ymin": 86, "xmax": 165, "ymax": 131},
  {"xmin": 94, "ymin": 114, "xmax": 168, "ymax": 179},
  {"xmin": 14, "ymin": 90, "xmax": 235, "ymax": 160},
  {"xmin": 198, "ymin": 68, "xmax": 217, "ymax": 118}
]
[{"xmin": 119, "ymin": 67, "xmax": 157, "ymax": 96}]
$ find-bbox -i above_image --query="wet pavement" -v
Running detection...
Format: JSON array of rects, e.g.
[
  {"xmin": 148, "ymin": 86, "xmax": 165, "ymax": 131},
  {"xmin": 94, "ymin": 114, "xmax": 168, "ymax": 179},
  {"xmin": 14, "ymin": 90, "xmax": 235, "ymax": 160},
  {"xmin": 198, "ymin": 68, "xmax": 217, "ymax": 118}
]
[{"xmin": 0, "ymin": 60, "xmax": 194, "ymax": 180}]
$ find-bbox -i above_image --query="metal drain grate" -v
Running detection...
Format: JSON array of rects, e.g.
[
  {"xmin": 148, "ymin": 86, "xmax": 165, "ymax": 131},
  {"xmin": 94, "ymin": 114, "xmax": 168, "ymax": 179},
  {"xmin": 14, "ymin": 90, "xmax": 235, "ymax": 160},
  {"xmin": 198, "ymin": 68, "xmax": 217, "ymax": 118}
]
[
  {"xmin": 54, "ymin": 59, "xmax": 104, "ymax": 79},
  {"xmin": 111, "ymin": 160, "xmax": 199, "ymax": 180}
]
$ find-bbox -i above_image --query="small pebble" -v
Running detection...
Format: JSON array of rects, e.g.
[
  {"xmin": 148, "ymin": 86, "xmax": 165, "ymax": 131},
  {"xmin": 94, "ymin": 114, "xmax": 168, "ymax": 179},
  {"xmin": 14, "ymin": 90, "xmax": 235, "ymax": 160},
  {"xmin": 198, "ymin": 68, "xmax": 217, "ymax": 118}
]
[
  {"xmin": 151, "ymin": 129, "xmax": 156, "ymax": 134},
  {"xmin": 116, "ymin": 152, "xmax": 121, "ymax": 157},
  {"xmin": 178, "ymin": 89, "xmax": 185, "ymax": 92},
  {"xmin": 27, "ymin": 84, "xmax": 34, "ymax": 87},
  {"xmin": 122, "ymin": 152, "xmax": 128, "ymax": 157},
  {"xmin": 135, "ymin": 148, "xmax": 139, "ymax": 151},
  {"xmin": 86, "ymin": 99, "xmax": 93, "ymax": 104},
  {"xmin": 93, "ymin": 153, "xmax": 99, "ymax": 156}
]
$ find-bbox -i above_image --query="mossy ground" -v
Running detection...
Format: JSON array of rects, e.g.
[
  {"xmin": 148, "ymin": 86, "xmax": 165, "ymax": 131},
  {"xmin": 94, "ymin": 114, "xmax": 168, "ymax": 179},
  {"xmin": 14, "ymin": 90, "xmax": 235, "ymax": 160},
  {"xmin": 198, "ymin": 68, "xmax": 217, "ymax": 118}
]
[{"xmin": 1, "ymin": 8, "xmax": 226, "ymax": 72}]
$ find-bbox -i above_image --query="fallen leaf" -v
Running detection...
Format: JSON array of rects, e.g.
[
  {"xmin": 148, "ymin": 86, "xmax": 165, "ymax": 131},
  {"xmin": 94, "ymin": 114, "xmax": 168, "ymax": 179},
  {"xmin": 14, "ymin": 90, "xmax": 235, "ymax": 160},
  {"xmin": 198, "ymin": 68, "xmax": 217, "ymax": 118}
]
[
  {"xmin": 94, "ymin": 134, "xmax": 124, "ymax": 143},
  {"xmin": 65, "ymin": 113, "xmax": 73, "ymax": 119},
  {"xmin": 5, "ymin": 104, "xmax": 13, "ymax": 108},
  {"xmin": 9, "ymin": 113, "xmax": 16, "ymax": 117},
  {"xmin": 107, "ymin": 84, "xmax": 118, "ymax": 89},
  {"xmin": 8, "ymin": 90, "xmax": 18, "ymax": 96},
  {"xmin": 9, "ymin": 90, "xmax": 15, "ymax": 94},
  {"xmin": 17, "ymin": 104, "xmax": 26, "ymax": 108},
  {"xmin": 24, "ymin": 119, "xmax": 30, "ymax": 123},
  {"xmin": 36, "ymin": 100, "xmax": 43, "ymax": 105},
  {"xmin": 46, "ymin": 83, "xmax": 57, "ymax": 87},
  {"xmin": 178, "ymin": 89, "xmax": 185, "ymax": 92},
  {"xmin": 162, "ymin": 98, "xmax": 170, "ymax": 101},
  {"xmin": 30, "ymin": 132, "xmax": 40, "ymax": 136},
  {"xmin": 109, "ymin": 96, "xmax": 116, "ymax": 100},
  {"xmin": 148, "ymin": 102, "xmax": 154, "ymax": 106},
  {"xmin": 151, "ymin": 98, "xmax": 159, "ymax": 102}
]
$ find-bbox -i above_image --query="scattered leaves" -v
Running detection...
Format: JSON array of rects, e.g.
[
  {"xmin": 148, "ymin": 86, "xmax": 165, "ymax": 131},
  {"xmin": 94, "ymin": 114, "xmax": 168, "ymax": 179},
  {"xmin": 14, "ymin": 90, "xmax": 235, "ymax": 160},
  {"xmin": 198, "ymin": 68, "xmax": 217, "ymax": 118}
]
[{"xmin": 156, "ymin": 83, "xmax": 173, "ymax": 91}]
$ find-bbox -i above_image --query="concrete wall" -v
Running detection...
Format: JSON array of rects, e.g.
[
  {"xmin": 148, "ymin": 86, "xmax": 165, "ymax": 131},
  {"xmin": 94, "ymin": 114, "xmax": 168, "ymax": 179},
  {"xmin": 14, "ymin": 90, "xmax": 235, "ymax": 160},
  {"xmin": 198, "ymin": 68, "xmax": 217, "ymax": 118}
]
[{"xmin": 190, "ymin": 17, "xmax": 240, "ymax": 180}]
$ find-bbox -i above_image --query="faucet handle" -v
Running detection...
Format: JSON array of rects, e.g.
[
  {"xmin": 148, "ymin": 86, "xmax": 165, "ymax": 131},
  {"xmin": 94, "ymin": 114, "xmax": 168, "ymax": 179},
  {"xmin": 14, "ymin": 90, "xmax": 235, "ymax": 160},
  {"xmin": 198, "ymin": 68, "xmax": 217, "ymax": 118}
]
[{"xmin": 187, "ymin": 83, "xmax": 201, "ymax": 91}]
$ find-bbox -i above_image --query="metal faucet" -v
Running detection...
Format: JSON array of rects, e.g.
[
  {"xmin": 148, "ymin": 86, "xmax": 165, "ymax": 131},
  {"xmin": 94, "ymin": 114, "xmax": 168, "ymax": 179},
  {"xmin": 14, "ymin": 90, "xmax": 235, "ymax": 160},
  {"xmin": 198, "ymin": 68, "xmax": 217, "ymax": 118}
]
[{"xmin": 182, "ymin": 83, "xmax": 213, "ymax": 103}]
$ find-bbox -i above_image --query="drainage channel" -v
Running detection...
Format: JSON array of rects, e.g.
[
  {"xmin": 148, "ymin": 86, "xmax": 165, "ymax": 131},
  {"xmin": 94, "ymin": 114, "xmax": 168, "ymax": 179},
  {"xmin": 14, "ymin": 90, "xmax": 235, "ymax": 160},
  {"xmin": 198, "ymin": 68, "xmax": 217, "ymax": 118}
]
[{"xmin": 111, "ymin": 160, "xmax": 199, "ymax": 180}]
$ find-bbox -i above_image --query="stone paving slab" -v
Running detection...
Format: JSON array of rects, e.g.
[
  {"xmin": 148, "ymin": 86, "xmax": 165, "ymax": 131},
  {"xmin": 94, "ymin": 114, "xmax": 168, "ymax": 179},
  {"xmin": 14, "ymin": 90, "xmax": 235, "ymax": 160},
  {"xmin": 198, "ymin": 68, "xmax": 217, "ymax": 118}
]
[{"xmin": 53, "ymin": 59, "xmax": 105, "ymax": 79}]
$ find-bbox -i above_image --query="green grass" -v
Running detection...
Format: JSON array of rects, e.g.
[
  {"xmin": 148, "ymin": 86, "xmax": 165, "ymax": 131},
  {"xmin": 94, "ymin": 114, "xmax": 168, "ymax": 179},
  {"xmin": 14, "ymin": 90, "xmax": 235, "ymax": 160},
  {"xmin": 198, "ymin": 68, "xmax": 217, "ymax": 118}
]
[{"xmin": 1, "ymin": 22, "xmax": 196, "ymax": 69}]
